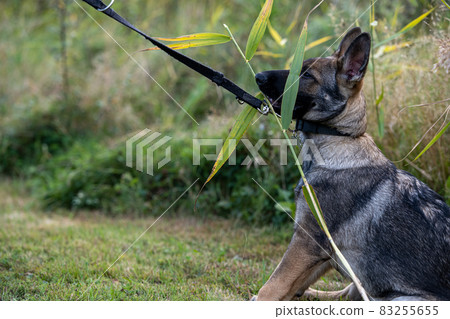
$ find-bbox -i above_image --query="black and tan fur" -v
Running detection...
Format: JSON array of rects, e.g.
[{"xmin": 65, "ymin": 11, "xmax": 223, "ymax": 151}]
[{"xmin": 253, "ymin": 28, "xmax": 450, "ymax": 301}]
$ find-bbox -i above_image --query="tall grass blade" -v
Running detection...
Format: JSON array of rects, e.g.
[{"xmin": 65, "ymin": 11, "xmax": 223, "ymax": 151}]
[
  {"xmin": 281, "ymin": 22, "xmax": 307, "ymax": 129},
  {"xmin": 245, "ymin": 0, "xmax": 273, "ymax": 61},
  {"xmin": 141, "ymin": 33, "xmax": 230, "ymax": 51},
  {"xmin": 302, "ymin": 180, "xmax": 369, "ymax": 300},
  {"xmin": 376, "ymin": 85, "xmax": 385, "ymax": 137},
  {"xmin": 398, "ymin": 106, "xmax": 449, "ymax": 162},
  {"xmin": 374, "ymin": 8, "xmax": 435, "ymax": 48},
  {"xmin": 204, "ymin": 104, "xmax": 257, "ymax": 184},
  {"xmin": 210, "ymin": 5, "xmax": 225, "ymax": 26},
  {"xmin": 255, "ymin": 51, "xmax": 284, "ymax": 58},
  {"xmin": 302, "ymin": 184, "xmax": 324, "ymax": 231},
  {"xmin": 414, "ymin": 121, "xmax": 449, "ymax": 161},
  {"xmin": 391, "ymin": 4, "xmax": 400, "ymax": 29},
  {"xmin": 374, "ymin": 42, "xmax": 411, "ymax": 58},
  {"xmin": 370, "ymin": 0, "xmax": 379, "ymax": 137},
  {"xmin": 399, "ymin": 7, "xmax": 435, "ymax": 33},
  {"xmin": 442, "ymin": 0, "xmax": 450, "ymax": 10},
  {"xmin": 286, "ymin": 4, "xmax": 302, "ymax": 34},
  {"xmin": 305, "ymin": 36, "xmax": 332, "ymax": 51},
  {"xmin": 283, "ymin": 36, "xmax": 332, "ymax": 69},
  {"xmin": 154, "ymin": 33, "xmax": 230, "ymax": 42},
  {"xmin": 268, "ymin": 21, "xmax": 286, "ymax": 47},
  {"xmin": 225, "ymin": 0, "xmax": 367, "ymax": 299}
]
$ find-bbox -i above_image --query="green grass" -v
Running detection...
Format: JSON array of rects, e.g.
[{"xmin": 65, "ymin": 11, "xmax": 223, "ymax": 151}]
[{"xmin": 0, "ymin": 179, "xmax": 350, "ymax": 301}]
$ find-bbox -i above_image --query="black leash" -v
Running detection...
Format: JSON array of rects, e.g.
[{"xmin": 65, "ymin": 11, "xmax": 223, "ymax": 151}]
[
  {"xmin": 81, "ymin": 0, "xmax": 349, "ymax": 137},
  {"xmin": 81, "ymin": 0, "xmax": 268, "ymax": 115}
]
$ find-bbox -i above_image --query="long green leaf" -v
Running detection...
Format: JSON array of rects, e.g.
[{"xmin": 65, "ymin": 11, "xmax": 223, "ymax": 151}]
[
  {"xmin": 223, "ymin": 0, "xmax": 367, "ymax": 300},
  {"xmin": 268, "ymin": 20, "xmax": 286, "ymax": 47},
  {"xmin": 442, "ymin": 0, "xmax": 450, "ymax": 10},
  {"xmin": 141, "ymin": 33, "xmax": 230, "ymax": 51},
  {"xmin": 399, "ymin": 7, "xmax": 435, "ymax": 33},
  {"xmin": 204, "ymin": 104, "xmax": 257, "ymax": 184},
  {"xmin": 414, "ymin": 121, "xmax": 450, "ymax": 161},
  {"xmin": 255, "ymin": 51, "xmax": 284, "ymax": 58},
  {"xmin": 281, "ymin": 22, "xmax": 307, "ymax": 129},
  {"xmin": 154, "ymin": 33, "xmax": 230, "ymax": 42},
  {"xmin": 302, "ymin": 182, "xmax": 370, "ymax": 300},
  {"xmin": 391, "ymin": 4, "xmax": 400, "ymax": 29},
  {"xmin": 305, "ymin": 35, "xmax": 332, "ymax": 51},
  {"xmin": 370, "ymin": 0, "xmax": 380, "ymax": 138},
  {"xmin": 284, "ymin": 36, "xmax": 333, "ymax": 69},
  {"xmin": 376, "ymin": 85, "xmax": 385, "ymax": 137},
  {"xmin": 374, "ymin": 8, "xmax": 435, "ymax": 48},
  {"xmin": 302, "ymin": 184, "xmax": 324, "ymax": 231},
  {"xmin": 245, "ymin": 0, "xmax": 273, "ymax": 61}
]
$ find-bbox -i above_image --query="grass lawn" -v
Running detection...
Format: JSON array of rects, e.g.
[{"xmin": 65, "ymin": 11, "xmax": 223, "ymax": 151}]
[{"xmin": 0, "ymin": 179, "xmax": 349, "ymax": 301}]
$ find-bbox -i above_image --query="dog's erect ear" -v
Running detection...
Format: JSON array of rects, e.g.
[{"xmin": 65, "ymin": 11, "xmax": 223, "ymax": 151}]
[
  {"xmin": 335, "ymin": 27, "xmax": 362, "ymax": 57},
  {"xmin": 338, "ymin": 33, "xmax": 371, "ymax": 84}
]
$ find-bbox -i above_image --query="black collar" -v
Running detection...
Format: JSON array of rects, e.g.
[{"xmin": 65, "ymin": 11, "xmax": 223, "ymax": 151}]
[{"xmin": 295, "ymin": 119, "xmax": 350, "ymax": 136}]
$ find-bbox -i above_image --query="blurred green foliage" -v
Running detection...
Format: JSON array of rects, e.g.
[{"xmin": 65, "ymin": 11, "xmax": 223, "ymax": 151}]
[{"xmin": 0, "ymin": 0, "xmax": 448, "ymax": 225}]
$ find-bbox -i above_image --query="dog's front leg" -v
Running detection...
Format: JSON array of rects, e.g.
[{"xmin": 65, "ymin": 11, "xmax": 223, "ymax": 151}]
[{"xmin": 253, "ymin": 231, "xmax": 329, "ymax": 301}]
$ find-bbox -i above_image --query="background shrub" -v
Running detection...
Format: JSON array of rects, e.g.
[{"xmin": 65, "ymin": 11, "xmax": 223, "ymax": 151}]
[{"xmin": 0, "ymin": 0, "xmax": 448, "ymax": 226}]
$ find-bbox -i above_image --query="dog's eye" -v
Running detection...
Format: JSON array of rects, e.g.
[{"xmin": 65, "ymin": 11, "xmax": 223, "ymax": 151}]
[{"xmin": 302, "ymin": 71, "xmax": 313, "ymax": 79}]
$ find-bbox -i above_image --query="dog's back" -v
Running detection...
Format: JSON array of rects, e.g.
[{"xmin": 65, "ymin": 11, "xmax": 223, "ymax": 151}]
[{"xmin": 363, "ymin": 168, "xmax": 450, "ymax": 300}]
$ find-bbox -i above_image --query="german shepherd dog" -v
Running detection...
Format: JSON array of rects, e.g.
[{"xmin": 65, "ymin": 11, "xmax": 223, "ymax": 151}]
[{"xmin": 253, "ymin": 28, "xmax": 450, "ymax": 301}]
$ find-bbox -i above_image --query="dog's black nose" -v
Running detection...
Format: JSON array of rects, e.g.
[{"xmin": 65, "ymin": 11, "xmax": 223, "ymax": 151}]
[{"xmin": 255, "ymin": 72, "xmax": 268, "ymax": 86}]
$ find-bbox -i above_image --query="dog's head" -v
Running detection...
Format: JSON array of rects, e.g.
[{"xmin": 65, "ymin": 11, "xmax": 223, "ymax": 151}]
[{"xmin": 256, "ymin": 27, "xmax": 371, "ymax": 136}]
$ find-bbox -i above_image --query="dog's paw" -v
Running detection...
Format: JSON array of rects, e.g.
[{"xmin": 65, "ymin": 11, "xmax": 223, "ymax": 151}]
[{"xmin": 250, "ymin": 295, "xmax": 258, "ymax": 301}]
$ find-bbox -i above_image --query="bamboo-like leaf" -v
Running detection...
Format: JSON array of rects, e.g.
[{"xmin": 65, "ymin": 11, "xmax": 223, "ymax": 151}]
[
  {"xmin": 391, "ymin": 4, "xmax": 400, "ymax": 29},
  {"xmin": 376, "ymin": 85, "xmax": 385, "ymax": 137},
  {"xmin": 283, "ymin": 35, "xmax": 332, "ymax": 69},
  {"xmin": 154, "ymin": 33, "xmax": 230, "ymax": 42},
  {"xmin": 302, "ymin": 184, "xmax": 324, "ymax": 231},
  {"xmin": 141, "ymin": 33, "xmax": 230, "ymax": 51},
  {"xmin": 305, "ymin": 35, "xmax": 332, "ymax": 51},
  {"xmin": 414, "ymin": 121, "xmax": 450, "ymax": 161},
  {"xmin": 274, "ymin": 201, "xmax": 296, "ymax": 219},
  {"xmin": 302, "ymin": 181, "xmax": 370, "ymax": 301},
  {"xmin": 374, "ymin": 8, "xmax": 435, "ymax": 48},
  {"xmin": 286, "ymin": 4, "xmax": 302, "ymax": 34},
  {"xmin": 210, "ymin": 5, "xmax": 225, "ymax": 26},
  {"xmin": 446, "ymin": 176, "xmax": 450, "ymax": 198},
  {"xmin": 255, "ymin": 51, "xmax": 284, "ymax": 58},
  {"xmin": 204, "ymin": 104, "xmax": 258, "ymax": 184},
  {"xmin": 399, "ymin": 8, "xmax": 435, "ymax": 33},
  {"xmin": 442, "ymin": 0, "xmax": 450, "ymax": 10},
  {"xmin": 385, "ymin": 69, "xmax": 403, "ymax": 81},
  {"xmin": 370, "ymin": 0, "xmax": 376, "ymax": 27},
  {"xmin": 374, "ymin": 42, "xmax": 411, "ymax": 58},
  {"xmin": 222, "ymin": 0, "xmax": 367, "ymax": 300},
  {"xmin": 245, "ymin": 0, "xmax": 273, "ymax": 61},
  {"xmin": 268, "ymin": 21, "xmax": 286, "ymax": 47},
  {"xmin": 281, "ymin": 22, "xmax": 307, "ymax": 129}
]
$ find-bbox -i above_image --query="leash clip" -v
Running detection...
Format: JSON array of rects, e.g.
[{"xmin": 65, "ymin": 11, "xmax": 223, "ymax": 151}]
[
  {"xmin": 98, "ymin": 0, "xmax": 115, "ymax": 12},
  {"xmin": 258, "ymin": 100, "xmax": 269, "ymax": 115}
]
